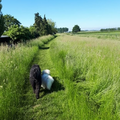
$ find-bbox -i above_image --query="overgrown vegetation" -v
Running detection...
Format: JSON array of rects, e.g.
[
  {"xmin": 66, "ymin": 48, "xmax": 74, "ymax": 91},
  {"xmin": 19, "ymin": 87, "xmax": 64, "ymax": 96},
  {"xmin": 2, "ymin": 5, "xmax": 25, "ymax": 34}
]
[
  {"xmin": 1, "ymin": 32, "xmax": 120, "ymax": 120},
  {"xmin": 0, "ymin": 35, "xmax": 55, "ymax": 120},
  {"xmin": 49, "ymin": 33, "xmax": 120, "ymax": 119},
  {"xmin": 3, "ymin": 13, "xmax": 57, "ymax": 43},
  {"xmin": 3, "ymin": 14, "xmax": 21, "ymax": 31}
]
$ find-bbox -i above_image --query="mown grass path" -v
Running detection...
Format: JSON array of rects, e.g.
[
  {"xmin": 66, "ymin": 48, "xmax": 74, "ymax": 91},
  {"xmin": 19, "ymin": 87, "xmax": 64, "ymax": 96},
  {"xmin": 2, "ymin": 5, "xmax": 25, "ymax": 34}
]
[{"xmin": 23, "ymin": 40, "xmax": 65, "ymax": 120}]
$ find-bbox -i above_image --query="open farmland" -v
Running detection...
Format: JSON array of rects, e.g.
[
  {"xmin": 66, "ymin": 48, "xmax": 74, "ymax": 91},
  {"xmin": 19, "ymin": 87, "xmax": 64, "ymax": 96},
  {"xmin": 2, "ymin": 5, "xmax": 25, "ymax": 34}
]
[
  {"xmin": 0, "ymin": 32, "xmax": 120, "ymax": 119},
  {"xmin": 76, "ymin": 31, "xmax": 120, "ymax": 40}
]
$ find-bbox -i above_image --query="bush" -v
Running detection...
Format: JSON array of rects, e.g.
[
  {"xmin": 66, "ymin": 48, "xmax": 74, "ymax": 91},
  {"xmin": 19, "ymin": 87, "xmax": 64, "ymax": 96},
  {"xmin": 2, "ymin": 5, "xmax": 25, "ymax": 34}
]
[{"xmin": 4, "ymin": 25, "xmax": 36, "ymax": 43}]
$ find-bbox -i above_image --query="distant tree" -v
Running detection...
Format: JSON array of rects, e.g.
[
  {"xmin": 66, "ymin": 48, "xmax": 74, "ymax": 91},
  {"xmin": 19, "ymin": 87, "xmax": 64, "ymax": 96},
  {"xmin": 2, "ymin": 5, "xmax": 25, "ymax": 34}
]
[
  {"xmin": 0, "ymin": 0, "xmax": 4, "ymax": 36},
  {"xmin": 57, "ymin": 27, "xmax": 69, "ymax": 33},
  {"xmin": 3, "ymin": 14, "xmax": 21, "ymax": 31},
  {"xmin": 118, "ymin": 27, "xmax": 120, "ymax": 31},
  {"xmin": 72, "ymin": 25, "xmax": 81, "ymax": 33},
  {"xmin": 100, "ymin": 28, "xmax": 117, "ymax": 32}
]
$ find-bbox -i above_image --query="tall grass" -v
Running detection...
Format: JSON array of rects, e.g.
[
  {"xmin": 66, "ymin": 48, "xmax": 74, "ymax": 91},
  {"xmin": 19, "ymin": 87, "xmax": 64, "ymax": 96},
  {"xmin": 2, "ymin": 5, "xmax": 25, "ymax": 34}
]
[
  {"xmin": 27, "ymin": 35, "xmax": 55, "ymax": 47},
  {"xmin": 0, "ymin": 35, "xmax": 55, "ymax": 120},
  {"xmin": 50, "ymin": 35, "xmax": 120, "ymax": 119},
  {"xmin": 0, "ymin": 45, "xmax": 38, "ymax": 119}
]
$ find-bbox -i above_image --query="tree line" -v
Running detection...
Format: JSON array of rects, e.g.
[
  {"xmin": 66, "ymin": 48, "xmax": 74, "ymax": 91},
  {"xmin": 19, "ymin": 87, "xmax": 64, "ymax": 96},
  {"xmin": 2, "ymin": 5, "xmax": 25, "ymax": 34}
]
[
  {"xmin": 100, "ymin": 28, "xmax": 120, "ymax": 32},
  {"xmin": 57, "ymin": 27, "xmax": 69, "ymax": 33},
  {"xmin": 0, "ymin": 0, "xmax": 82, "ymax": 41},
  {"xmin": 0, "ymin": 0, "xmax": 57, "ymax": 43},
  {"xmin": 57, "ymin": 25, "xmax": 81, "ymax": 33},
  {"xmin": 3, "ymin": 14, "xmax": 57, "ymax": 43}
]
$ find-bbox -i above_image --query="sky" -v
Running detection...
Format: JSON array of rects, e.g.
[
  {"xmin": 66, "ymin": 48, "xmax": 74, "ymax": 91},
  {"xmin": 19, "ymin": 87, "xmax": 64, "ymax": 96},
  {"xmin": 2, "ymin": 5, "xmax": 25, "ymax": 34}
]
[{"xmin": 1, "ymin": 0, "xmax": 120, "ymax": 31}]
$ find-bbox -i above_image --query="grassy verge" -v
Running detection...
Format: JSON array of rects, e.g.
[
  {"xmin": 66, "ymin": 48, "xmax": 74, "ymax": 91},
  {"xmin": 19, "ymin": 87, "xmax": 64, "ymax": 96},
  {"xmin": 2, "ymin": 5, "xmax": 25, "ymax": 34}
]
[{"xmin": 0, "ymin": 35, "xmax": 55, "ymax": 120}]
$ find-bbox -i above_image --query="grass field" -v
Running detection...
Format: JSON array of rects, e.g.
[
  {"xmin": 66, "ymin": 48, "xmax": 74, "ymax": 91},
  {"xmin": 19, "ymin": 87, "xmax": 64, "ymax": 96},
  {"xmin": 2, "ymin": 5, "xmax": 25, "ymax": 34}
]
[
  {"xmin": 75, "ymin": 31, "xmax": 120, "ymax": 40},
  {"xmin": 49, "ymin": 32, "xmax": 120, "ymax": 119},
  {"xmin": 0, "ymin": 35, "xmax": 55, "ymax": 120},
  {"xmin": 0, "ymin": 31, "xmax": 120, "ymax": 119}
]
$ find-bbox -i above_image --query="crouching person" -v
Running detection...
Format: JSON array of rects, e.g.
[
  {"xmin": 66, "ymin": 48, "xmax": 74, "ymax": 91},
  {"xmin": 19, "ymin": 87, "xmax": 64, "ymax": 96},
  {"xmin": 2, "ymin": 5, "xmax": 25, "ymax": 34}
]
[{"xmin": 29, "ymin": 64, "xmax": 41, "ymax": 99}]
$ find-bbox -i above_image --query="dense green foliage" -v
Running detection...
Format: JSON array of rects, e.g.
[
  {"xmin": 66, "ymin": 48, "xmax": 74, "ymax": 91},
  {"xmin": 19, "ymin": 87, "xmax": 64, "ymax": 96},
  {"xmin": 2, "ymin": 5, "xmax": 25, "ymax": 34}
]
[
  {"xmin": 1, "ymin": 0, "xmax": 56, "ymax": 42},
  {"xmin": 57, "ymin": 27, "xmax": 69, "ymax": 33},
  {"xmin": 0, "ymin": 0, "xmax": 4, "ymax": 36},
  {"xmin": 4, "ymin": 25, "xmax": 33, "ymax": 43},
  {"xmin": 3, "ymin": 13, "xmax": 56, "ymax": 43},
  {"xmin": 3, "ymin": 14, "xmax": 21, "ymax": 31},
  {"xmin": 72, "ymin": 25, "xmax": 81, "ymax": 33},
  {"xmin": 34, "ymin": 13, "xmax": 57, "ymax": 36},
  {"xmin": 29, "ymin": 25, "xmax": 39, "ymax": 38},
  {"xmin": 47, "ymin": 19, "xmax": 57, "ymax": 34},
  {"xmin": 3, "ymin": 15, "xmax": 33, "ymax": 43}
]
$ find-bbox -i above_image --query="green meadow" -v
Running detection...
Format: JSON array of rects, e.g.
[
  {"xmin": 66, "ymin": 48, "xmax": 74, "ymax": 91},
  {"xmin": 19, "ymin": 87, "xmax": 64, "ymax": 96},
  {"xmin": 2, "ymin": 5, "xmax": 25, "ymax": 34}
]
[
  {"xmin": 0, "ymin": 35, "xmax": 55, "ymax": 120},
  {"xmin": 50, "ymin": 33, "xmax": 120, "ymax": 119},
  {"xmin": 0, "ymin": 31, "xmax": 120, "ymax": 119}
]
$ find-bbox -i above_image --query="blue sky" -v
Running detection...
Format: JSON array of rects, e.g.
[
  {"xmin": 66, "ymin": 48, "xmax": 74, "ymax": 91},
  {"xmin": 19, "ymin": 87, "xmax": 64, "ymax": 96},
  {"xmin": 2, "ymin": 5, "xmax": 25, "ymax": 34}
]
[{"xmin": 1, "ymin": 0, "xmax": 120, "ymax": 31}]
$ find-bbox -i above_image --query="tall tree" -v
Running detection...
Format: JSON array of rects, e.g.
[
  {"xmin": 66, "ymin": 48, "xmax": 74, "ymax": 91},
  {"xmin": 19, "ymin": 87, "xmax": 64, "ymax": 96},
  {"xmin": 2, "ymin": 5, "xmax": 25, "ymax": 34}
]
[
  {"xmin": 47, "ymin": 19, "xmax": 57, "ymax": 34},
  {"xmin": 0, "ymin": 0, "xmax": 4, "ymax": 36},
  {"xmin": 34, "ymin": 13, "xmax": 44, "ymax": 36},
  {"xmin": 43, "ymin": 15, "xmax": 49, "ymax": 35},
  {"xmin": 34, "ymin": 13, "xmax": 57, "ymax": 36},
  {"xmin": 3, "ymin": 14, "xmax": 21, "ymax": 31},
  {"xmin": 34, "ymin": 13, "xmax": 40, "ymax": 32},
  {"xmin": 72, "ymin": 25, "xmax": 81, "ymax": 33}
]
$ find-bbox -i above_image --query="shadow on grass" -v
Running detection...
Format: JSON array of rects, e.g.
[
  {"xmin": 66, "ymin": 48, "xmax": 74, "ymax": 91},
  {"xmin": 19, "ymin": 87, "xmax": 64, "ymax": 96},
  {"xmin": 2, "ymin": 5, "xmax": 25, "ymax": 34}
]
[
  {"xmin": 39, "ymin": 46, "xmax": 50, "ymax": 49},
  {"xmin": 40, "ymin": 76, "xmax": 65, "ymax": 98}
]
